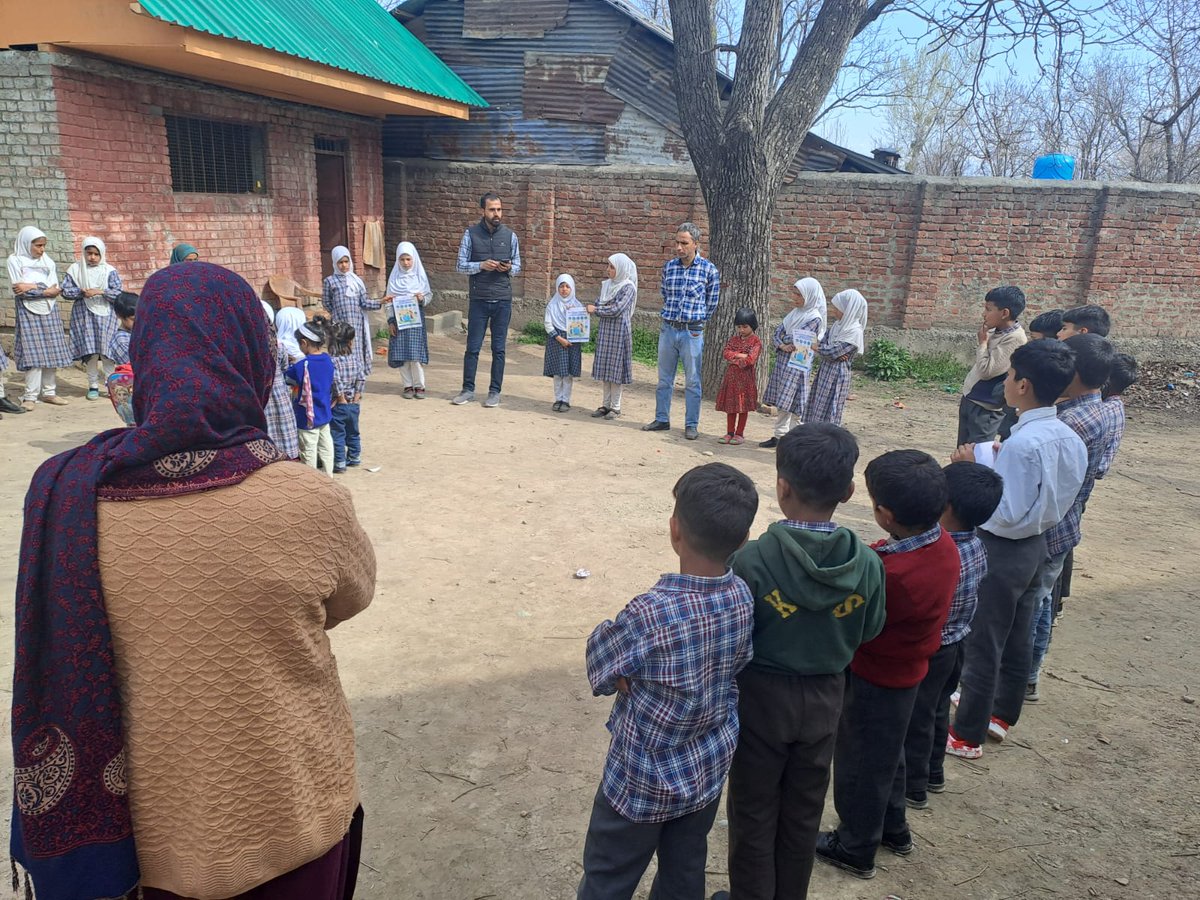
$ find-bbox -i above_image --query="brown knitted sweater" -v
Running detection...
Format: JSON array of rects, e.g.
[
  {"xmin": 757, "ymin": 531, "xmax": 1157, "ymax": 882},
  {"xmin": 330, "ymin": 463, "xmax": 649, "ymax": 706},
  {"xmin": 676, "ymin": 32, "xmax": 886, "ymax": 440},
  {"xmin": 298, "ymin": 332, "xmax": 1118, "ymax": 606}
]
[{"xmin": 98, "ymin": 462, "xmax": 376, "ymax": 899}]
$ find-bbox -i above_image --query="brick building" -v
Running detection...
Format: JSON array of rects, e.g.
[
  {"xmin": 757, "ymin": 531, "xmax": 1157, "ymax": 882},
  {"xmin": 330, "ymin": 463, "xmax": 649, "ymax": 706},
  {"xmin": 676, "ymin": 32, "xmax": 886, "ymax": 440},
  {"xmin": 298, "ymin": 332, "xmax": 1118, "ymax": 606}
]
[{"xmin": 0, "ymin": 0, "xmax": 483, "ymax": 327}]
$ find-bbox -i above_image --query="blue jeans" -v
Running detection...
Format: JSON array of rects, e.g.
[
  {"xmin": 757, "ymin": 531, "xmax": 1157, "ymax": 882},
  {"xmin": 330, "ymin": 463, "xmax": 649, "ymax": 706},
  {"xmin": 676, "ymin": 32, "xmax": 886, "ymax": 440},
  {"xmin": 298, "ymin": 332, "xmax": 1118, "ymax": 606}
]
[
  {"xmin": 330, "ymin": 403, "xmax": 361, "ymax": 468},
  {"xmin": 1028, "ymin": 549, "xmax": 1068, "ymax": 683},
  {"xmin": 462, "ymin": 299, "xmax": 513, "ymax": 395},
  {"xmin": 654, "ymin": 325, "xmax": 704, "ymax": 428}
]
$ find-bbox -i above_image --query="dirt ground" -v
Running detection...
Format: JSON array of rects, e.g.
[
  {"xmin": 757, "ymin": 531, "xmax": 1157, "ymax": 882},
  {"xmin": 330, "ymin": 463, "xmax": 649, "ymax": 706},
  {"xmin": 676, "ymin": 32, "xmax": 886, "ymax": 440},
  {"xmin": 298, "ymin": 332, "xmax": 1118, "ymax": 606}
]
[{"xmin": 1, "ymin": 331, "xmax": 1198, "ymax": 900}]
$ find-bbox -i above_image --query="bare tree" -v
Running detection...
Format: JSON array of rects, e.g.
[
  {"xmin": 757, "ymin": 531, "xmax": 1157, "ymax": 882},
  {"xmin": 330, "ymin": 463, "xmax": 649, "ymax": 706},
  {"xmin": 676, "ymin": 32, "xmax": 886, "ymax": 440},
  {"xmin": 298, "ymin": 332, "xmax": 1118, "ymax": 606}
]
[
  {"xmin": 968, "ymin": 77, "xmax": 1042, "ymax": 176},
  {"xmin": 661, "ymin": 0, "xmax": 1102, "ymax": 393},
  {"xmin": 880, "ymin": 47, "xmax": 974, "ymax": 175}
]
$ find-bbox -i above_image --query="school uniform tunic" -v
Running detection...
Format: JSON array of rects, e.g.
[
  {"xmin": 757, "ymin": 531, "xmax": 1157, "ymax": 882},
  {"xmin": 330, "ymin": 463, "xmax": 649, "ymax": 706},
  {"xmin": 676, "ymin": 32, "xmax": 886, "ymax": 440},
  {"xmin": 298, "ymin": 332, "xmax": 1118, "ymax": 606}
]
[
  {"xmin": 387, "ymin": 304, "xmax": 430, "ymax": 366},
  {"xmin": 590, "ymin": 283, "xmax": 635, "ymax": 385},
  {"xmin": 322, "ymin": 275, "xmax": 380, "ymax": 378},
  {"xmin": 9, "ymin": 255, "xmax": 72, "ymax": 370},
  {"xmin": 807, "ymin": 337, "xmax": 857, "ymax": 425},
  {"xmin": 264, "ymin": 339, "xmax": 299, "ymax": 460},
  {"xmin": 63, "ymin": 269, "xmax": 122, "ymax": 359},
  {"xmin": 763, "ymin": 318, "xmax": 821, "ymax": 416}
]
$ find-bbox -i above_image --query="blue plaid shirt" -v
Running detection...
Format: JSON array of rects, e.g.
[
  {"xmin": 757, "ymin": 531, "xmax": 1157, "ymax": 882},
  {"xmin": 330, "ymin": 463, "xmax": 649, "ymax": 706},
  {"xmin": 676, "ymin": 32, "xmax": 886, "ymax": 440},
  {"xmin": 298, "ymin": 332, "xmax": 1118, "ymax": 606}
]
[
  {"xmin": 943, "ymin": 530, "xmax": 986, "ymax": 644},
  {"xmin": 781, "ymin": 519, "xmax": 838, "ymax": 533},
  {"xmin": 1097, "ymin": 397, "xmax": 1126, "ymax": 480},
  {"xmin": 874, "ymin": 524, "xmax": 943, "ymax": 556},
  {"xmin": 586, "ymin": 569, "xmax": 753, "ymax": 823},
  {"xmin": 331, "ymin": 352, "xmax": 365, "ymax": 402},
  {"xmin": 1046, "ymin": 394, "xmax": 1110, "ymax": 558},
  {"xmin": 660, "ymin": 255, "xmax": 720, "ymax": 324}
]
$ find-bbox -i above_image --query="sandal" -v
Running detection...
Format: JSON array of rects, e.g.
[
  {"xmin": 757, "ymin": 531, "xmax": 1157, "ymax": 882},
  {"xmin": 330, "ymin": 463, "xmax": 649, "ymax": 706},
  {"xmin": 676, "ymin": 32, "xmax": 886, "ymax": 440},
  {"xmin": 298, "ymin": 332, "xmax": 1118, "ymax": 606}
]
[
  {"xmin": 730, "ymin": 435, "xmax": 745, "ymax": 445},
  {"xmin": 718, "ymin": 433, "xmax": 734, "ymax": 444},
  {"xmin": 414, "ymin": 388, "xmax": 426, "ymax": 400},
  {"xmin": 402, "ymin": 386, "xmax": 415, "ymax": 399},
  {"xmin": 591, "ymin": 406, "xmax": 610, "ymax": 418}
]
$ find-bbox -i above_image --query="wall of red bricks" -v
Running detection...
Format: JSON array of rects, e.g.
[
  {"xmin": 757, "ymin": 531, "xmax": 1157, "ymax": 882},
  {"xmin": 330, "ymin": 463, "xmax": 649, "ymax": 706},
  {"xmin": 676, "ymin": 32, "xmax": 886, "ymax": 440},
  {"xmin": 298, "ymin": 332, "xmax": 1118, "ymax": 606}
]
[
  {"xmin": 50, "ymin": 56, "xmax": 385, "ymax": 300},
  {"xmin": 387, "ymin": 160, "xmax": 1200, "ymax": 338}
]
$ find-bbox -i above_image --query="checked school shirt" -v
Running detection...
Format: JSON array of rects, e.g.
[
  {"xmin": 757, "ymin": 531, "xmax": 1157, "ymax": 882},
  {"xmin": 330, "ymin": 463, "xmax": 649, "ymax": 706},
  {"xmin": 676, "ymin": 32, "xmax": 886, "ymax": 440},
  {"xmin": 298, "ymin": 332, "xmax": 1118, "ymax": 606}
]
[
  {"xmin": 1045, "ymin": 393, "xmax": 1110, "ymax": 558},
  {"xmin": 585, "ymin": 569, "xmax": 753, "ymax": 823},
  {"xmin": 943, "ymin": 530, "xmax": 987, "ymax": 645}
]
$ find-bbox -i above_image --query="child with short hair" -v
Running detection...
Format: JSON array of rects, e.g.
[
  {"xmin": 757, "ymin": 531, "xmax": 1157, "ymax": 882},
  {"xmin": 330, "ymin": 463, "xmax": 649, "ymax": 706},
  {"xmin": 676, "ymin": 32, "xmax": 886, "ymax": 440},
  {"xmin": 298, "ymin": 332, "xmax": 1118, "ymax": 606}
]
[
  {"xmin": 384, "ymin": 240, "xmax": 432, "ymax": 399},
  {"xmin": 587, "ymin": 253, "xmax": 638, "ymax": 421},
  {"xmin": 808, "ymin": 289, "xmax": 866, "ymax": 426},
  {"xmin": 62, "ymin": 236, "xmax": 122, "ymax": 400},
  {"xmin": 760, "ymin": 277, "xmax": 826, "ymax": 447},
  {"xmin": 107, "ymin": 291, "xmax": 137, "ymax": 365},
  {"xmin": 817, "ymin": 450, "xmax": 960, "ymax": 880},
  {"xmin": 724, "ymin": 424, "xmax": 886, "ymax": 899},
  {"xmin": 1058, "ymin": 304, "xmax": 1111, "ymax": 338},
  {"xmin": 285, "ymin": 317, "xmax": 336, "ymax": 476},
  {"xmin": 903, "ymin": 462, "xmax": 1003, "ymax": 809},
  {"xmin": 543, "ymin": 273, "xmax": 583, "ymax": 412},
  {"xmin": 578, "ymin": 463, "xmax": 758, "ymax": 900},
  {"xmin": 958, "ymin": 285, "xmax": 1027, "ymax": 445},
  {"xmin": 716, "ymin": 307, "xmax": 763, "ymax": 445},
  {"xmin": 948, "ymin": 339, "xmax": 1087, "ymax": 759},
  {"xmin": 1026, "ymin": 333, "xmax": 1115, "ymax": 700},
  {"xmin": 329, "ymin": 320, "xmax": 365, "ymax": 473},
  {"xmin": 1028, "ymin": 308, "xmax": 1064, "ymax": 341}
]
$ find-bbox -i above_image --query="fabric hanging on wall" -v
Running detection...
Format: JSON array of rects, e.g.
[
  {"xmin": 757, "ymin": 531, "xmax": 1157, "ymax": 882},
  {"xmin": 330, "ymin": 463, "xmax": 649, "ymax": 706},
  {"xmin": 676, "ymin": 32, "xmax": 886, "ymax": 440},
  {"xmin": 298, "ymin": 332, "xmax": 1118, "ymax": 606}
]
[{"xmin": 362, "ymin": 219, "xmax": 385, "ymax": 270}]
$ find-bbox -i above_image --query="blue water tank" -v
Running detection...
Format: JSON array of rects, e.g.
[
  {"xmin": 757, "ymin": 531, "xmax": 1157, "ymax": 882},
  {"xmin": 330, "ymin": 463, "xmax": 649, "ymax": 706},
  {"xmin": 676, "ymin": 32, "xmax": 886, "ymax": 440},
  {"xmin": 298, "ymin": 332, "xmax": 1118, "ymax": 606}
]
[{"xmin": 1032, "ymin": 154, "xmax": 1076, "ymax": 180}]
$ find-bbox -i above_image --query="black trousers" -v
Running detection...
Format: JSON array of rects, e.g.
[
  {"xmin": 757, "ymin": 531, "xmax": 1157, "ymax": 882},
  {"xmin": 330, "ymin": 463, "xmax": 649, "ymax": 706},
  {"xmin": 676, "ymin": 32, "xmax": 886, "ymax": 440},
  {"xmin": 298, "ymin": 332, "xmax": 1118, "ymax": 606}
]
[
  {"xmin": 726, "ymin": 667, "xmax": 844, "ymax": 900},
  {"xmin": 904, "ymin": 639, "xmax": 965, "ymax": 794},
  {"xmin": 957, "ymin": 396, "xmax": 1006, "ymax": 445},
  {"xmin": 832, "ymin": 671, "xmax": 920, "ymax": 863},
  {"xmin": 956, "ymin": 530, "xmax": 1046, "ymax": 744},
  {"xmin": 577, "ymin": 787, "xmax": 720, "ymax": 900}
]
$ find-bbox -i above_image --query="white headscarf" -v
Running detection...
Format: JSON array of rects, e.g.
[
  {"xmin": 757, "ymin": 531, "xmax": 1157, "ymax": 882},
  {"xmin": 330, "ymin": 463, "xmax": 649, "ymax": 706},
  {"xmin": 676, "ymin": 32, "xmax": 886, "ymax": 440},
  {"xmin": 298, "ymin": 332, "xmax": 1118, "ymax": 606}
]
[
  {"xmin": 828, "ymin": 289, "xmax": 868, "ymax": 354},
  {"xmin": 783, "ymin": 277, "xmax": 827, "ymax": 340},
  {"xmin": 386, "ymin": 241, "xmax": 432, "ymax": 306},
  {"xmin": 545, "ymin": 274, "xmax": 581, "ymax": 333},
  {"xmin": 330, "ymin": 245, "xmax": 367, "ymax": 294},
  {"xmin": 8, "ymin": 226, "xmax": 56, "ymax": 284},
  {"xmin": 599, "ymin": 253, "xmax": 638, "ymax": 320},
  {"xmin": 66, "ymin": 236, "xmax": 116, "ymax": 293}
]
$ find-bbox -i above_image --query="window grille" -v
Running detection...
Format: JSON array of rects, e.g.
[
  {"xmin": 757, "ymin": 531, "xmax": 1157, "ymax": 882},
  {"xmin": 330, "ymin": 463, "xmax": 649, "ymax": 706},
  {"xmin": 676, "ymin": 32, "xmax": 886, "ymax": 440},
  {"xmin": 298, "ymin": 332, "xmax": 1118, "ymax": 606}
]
[
  {"xmin": 315, "ymin": 136, "xmax": 349, "ymax": 153},
  {"xmin": 165, "ymin": 115, "xmax": 267, "ymax": 194}
]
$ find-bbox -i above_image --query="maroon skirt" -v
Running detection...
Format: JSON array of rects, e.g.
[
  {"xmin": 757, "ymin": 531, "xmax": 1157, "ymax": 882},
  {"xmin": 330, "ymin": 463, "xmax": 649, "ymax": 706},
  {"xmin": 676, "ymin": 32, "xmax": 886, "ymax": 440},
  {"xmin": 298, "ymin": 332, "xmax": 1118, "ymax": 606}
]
[{"xmin": 139, "ymin": 807, "xmax": 364, "ymax": 900}]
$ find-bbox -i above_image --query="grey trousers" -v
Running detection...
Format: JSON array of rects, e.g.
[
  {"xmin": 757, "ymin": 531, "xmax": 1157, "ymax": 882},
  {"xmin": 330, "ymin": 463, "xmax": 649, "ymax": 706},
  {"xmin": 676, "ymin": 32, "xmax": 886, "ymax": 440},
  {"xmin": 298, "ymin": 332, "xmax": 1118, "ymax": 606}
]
[
  {"xmin": 577, "ymin": 787, "xmax": 721, "ymax": 900},
  {"xmin": 958, "ymin": 396, "xmax": 1006, "ymax": 445},
  {"xmin": 955, "ymin": 530, "xmax": 1047, "ymax": 744},
  {"xmin": 726, "ymin": 668, "xmax": 844, "ymax": 900}
]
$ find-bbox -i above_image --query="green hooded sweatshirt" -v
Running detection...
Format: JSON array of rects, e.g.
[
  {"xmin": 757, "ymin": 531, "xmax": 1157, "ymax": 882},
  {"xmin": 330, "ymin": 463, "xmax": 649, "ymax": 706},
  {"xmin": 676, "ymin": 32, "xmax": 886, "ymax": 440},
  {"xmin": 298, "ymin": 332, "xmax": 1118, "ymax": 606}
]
[{"xmin": 730, "ymin": 522, "xmax": 887, "ymax": 676}]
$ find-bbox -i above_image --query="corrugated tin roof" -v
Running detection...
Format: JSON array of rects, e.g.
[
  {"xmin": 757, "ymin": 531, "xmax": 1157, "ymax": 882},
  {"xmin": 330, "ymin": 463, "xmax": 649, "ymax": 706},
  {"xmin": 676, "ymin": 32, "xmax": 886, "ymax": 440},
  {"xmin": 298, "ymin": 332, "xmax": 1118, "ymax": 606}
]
[
  {"xmin": 386, "ymin": 109, "xmax": 607, "ymax": 163},
  {"xmin": 138, "ymin": 0, "xmax": 487, "ymax": 107}
]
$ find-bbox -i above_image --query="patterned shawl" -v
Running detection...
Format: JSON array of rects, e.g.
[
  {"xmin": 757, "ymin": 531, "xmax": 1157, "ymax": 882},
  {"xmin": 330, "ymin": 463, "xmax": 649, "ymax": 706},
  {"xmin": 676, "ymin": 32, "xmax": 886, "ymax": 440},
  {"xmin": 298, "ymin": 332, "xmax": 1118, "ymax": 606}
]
[{"xmin": 10, "ymin": 263, "xmax": 282, "ymax": 899}]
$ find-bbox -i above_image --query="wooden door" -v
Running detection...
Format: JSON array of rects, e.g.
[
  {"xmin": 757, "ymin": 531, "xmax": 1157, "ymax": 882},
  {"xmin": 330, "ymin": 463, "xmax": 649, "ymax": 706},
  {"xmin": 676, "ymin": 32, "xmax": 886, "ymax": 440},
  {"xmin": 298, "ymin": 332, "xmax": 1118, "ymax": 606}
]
[{"xmin": 316, "ymin": 153, "xmax": 348, "ymax": 278}]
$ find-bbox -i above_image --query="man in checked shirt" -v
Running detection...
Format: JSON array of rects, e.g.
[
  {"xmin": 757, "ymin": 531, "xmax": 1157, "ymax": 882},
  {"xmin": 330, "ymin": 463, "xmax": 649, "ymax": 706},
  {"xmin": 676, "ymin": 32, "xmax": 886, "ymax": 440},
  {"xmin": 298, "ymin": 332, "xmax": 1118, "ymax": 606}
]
[{"xmin": 578, "ymin": 463, "xmax": 757, "ymax": 899}]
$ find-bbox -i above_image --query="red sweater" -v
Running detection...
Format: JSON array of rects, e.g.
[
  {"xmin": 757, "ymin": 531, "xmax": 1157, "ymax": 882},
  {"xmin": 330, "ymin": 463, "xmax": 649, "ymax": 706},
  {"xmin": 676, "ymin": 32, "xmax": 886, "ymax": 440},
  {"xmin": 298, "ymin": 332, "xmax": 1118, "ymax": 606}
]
[{"xmin": 851, "ymin": 529, "xmax": 961, "ymax": 688}]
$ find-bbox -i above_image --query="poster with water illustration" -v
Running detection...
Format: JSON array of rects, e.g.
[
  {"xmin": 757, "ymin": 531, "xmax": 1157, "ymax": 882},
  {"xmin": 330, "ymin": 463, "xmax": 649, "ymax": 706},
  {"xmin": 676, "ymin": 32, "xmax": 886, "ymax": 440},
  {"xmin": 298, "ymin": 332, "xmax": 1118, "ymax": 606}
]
[
  {"xmin": 566, "ymin": 309, "xmax": 591, "ymax": 343},
  {"xmin": 787, "ymin": 330, "xmax": 816, "ymax": 372},
  {"xmin": 393, "ymin": 296, "xmax": 421, "ymax": 330}
]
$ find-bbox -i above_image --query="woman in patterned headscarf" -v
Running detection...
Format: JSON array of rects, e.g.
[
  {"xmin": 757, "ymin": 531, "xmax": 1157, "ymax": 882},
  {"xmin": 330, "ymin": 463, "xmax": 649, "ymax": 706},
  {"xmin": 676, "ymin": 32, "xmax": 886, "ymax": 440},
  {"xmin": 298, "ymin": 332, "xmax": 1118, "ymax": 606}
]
[{"xmin": 11, "ymin": 263, "xmax": 375, "ymax": 900}]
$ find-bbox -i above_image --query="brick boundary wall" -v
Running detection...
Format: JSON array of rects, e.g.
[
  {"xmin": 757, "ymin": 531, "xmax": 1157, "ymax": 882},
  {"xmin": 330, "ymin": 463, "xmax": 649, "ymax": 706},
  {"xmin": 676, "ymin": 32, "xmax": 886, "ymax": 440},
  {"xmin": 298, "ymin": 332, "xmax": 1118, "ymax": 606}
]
[{"xmin": 386, "ymin": 159, "xmax": 1200, "ymax": 345}]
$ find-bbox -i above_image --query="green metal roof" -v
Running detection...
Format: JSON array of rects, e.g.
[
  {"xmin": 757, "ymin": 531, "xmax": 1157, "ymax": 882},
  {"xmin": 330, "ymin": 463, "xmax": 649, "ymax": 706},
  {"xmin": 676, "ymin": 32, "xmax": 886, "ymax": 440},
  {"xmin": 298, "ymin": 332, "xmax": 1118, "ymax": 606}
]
[{"xmin": 137, "ymin": 0, "xmax": 487, "ymax": 107}]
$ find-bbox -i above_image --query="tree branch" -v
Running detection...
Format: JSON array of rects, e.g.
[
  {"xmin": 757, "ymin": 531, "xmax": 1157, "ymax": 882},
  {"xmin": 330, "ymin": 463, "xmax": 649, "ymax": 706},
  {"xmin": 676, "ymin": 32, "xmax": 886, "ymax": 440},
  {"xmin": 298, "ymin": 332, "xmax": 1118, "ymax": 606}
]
[
  {"xmin": 854, "ymin": 0, "xmax": 896, "ymax": 37},
  {"xmin": 1146, "ymin": 81, "xmax": 1200, "ymax": 129}
]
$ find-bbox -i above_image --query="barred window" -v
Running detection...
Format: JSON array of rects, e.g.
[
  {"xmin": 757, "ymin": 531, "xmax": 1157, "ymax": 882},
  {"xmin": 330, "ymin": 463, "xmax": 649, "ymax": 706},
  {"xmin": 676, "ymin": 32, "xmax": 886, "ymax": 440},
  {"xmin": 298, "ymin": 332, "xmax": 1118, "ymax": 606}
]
[{"xmin": 165, "ymin": 115, "xmax": 267, "ymax": 194}]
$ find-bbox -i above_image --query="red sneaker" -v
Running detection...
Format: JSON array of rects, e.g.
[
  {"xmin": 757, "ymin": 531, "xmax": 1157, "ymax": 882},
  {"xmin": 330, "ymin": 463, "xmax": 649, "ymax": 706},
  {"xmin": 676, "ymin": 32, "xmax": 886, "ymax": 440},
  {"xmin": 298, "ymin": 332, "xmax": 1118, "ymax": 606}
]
[
  {"xmin": 988, "ymin": 716, "xmax": 1012, "ymax": 742},
  {"xmin": 946, "ymin": 729, "xmax": 983, "ymax": 760}
]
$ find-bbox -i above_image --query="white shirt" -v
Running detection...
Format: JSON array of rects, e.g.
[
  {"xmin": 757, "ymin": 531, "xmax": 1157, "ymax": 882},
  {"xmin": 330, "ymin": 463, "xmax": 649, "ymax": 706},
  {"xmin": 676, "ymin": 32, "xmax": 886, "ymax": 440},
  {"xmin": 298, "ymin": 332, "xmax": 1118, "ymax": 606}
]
[{"xmin": 982, "ymin": 406, "xmax": 1087, "ymax": 540}]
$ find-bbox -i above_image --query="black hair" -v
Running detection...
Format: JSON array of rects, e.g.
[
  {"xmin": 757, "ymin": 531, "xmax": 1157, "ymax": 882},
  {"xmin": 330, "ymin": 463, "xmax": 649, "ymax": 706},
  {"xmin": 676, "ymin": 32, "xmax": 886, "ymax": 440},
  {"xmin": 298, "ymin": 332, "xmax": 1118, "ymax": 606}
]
[
  {"xmin": 776, "ymin": 423, "xmax": 859, "ymax": 510},
  {"xmin": 112, "ymin": 291, "xmax": 138, "ymax": 319},
  {"xmin": 325, "ymin": 320, "xmax": 356, "ymax": 357},
  {"xmin": 734, "ymin": 306, "xmax": 758, "ymax": 331},
  {"xmin": 297, "ymin": 314, "xmax": 329, "ymax": 348},
  {"xmin": 672, "ymin": 463, "xmax": 759, "ymax": 562},
  {"xmin": 1061, "ymin": 304, "xmax": 1111, "ymax": 336},
  {"xmin": 865, "ymin": 449, "xmax": 948, "ymax": 530},
  {"xmin": 985, "ymin": 285, "xmax": 1026, "ymax": 320},
  {"xmin": 1028, "ymin": 308, "xmax": 1064, "ymax": 337},
  {"xmin": 943, "ymin": 462, "xmax": 1004, "ymax": 530},
  {"xmin": 1062, "ymin": 333, "xmax": 1114, "ymax": 390},
  {"xmin": 1009, "ymin": 338, "xmax": 1076, "ymax": 405},
  {"xmin": 480, "ymin": 192, "xmax": 501, "ymax": 208},
  {"xmin": 1103, "ymin": 352, "xmax": 1138, "ymax": 399}
]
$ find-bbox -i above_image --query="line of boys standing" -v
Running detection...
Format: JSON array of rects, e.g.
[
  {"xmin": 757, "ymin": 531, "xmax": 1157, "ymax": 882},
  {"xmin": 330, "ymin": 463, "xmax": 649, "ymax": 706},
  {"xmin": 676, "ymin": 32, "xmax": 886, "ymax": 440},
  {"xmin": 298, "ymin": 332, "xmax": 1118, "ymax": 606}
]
[{"xmin": 575, "ymin": 289, "xmax": 1130, "ymax": 899}]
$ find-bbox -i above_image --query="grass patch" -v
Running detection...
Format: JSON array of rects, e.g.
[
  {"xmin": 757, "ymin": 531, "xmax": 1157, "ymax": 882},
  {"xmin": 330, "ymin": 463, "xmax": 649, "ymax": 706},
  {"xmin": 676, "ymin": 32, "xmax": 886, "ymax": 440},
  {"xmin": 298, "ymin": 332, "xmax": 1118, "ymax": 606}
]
[
  {"xmin": 861, "ymin": 338, "xmax": 968, "ymax": 388},
  {"xmin": 517, "ymin": 321, "xmax": 661, "ymax": 369}
]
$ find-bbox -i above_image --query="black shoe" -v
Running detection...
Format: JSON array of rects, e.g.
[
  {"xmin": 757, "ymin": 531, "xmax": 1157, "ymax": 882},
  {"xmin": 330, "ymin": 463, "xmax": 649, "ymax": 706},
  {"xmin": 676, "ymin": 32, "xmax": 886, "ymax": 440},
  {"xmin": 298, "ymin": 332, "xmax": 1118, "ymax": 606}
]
[
  {"xmin": 346, "ymin": 459, "xmax": 361, "ymax": 467},
  {"xmin": 642, "ymin": 420, "xmax": 669, "ymax": 432},
  {"xmin": 710, "ymin": 893, "xmax": 731, "ymax": 900},
  {"xmin": 927, "ymin": 774, "xmax": 946, "ymax": 794},
  {"xmin": 0, "ymin": 397, "xmax": 25, "ymax": 414},
  {"xmin": 591, "ymin": 406, "xmax": 609, "ymax": 418},
  {"xmin": 552, "ymin": 401, "xmax": 563, "ymax": 412},
  {"xmin": 881, "ymin": 830, "xmax": 914, "ymax": 856},
  {"xmin": 815, "ymin": 831, "xmax": 876, "ymax": 879},
  {"xmin": 759, "ymin": 437, "xmax": 778, "ymax": 448},
  {"xmin": 561, "ymin": 402, "xmax": 570, "ymax": 412},
  {"xmin": 684, "ymin": 426, "xmax": 699, "ymax": 440},
  {"xmin": 333, "ymin": 466, "xmax": 347, "ymax": 474},
  {"xmin": 905, "ymin": 791, "xmax": 929, "ymax": 810}
]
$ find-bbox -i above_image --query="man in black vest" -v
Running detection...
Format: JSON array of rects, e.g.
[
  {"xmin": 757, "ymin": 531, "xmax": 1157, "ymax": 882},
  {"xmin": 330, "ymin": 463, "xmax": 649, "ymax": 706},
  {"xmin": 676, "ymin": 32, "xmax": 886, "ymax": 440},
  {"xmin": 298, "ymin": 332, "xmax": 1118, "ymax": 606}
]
[{"xmin": 452, "ymin": 192, "xmax": 522, "ymax": 407}]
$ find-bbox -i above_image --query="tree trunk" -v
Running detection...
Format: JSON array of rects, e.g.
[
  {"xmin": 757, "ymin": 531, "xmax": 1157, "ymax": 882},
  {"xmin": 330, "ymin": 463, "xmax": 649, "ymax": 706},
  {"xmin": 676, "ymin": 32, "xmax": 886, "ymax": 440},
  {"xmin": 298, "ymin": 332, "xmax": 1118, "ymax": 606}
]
[{"xmin": 700, "ymin": 154, "xmax": 779, "ymax": 398}]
